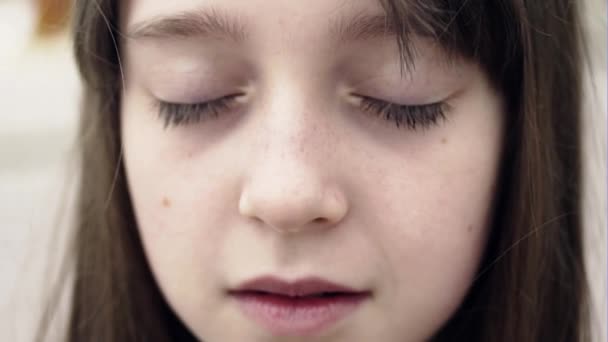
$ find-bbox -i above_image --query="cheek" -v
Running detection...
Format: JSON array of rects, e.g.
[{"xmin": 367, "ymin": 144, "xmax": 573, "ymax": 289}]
[
  {"xmin": 360, "ymin": 85, "xmax": 503, "ymax": 338},
  {"xmin": 386, "ymin": 178, "xmax": 494, "ymax": 284},
  {"xmin": 372, "ymin": 162, "xmax": 496, "ymax": 273},
  {"xmin": 322, "ymin": 160, "xmax": 494, "ymax": 341},
  {"xmin": 363, "ymin": 162, "xmax": 497, "ymax": 339},
  {"xmin": 123, "ymin": 139, "xmax": 229, "ymax": 260},
  {"xmin": 121, "ymin": 96, "xmax": 235, "ymax": 319}
]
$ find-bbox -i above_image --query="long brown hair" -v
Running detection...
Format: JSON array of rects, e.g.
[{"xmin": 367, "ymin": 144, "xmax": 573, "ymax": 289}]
[{"xmin": 38, "ymin": 0, "xmax": 591, "ymax": 341}]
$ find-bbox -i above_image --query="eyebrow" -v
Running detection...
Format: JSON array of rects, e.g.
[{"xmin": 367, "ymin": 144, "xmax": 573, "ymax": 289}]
[
  {"xmin": 331, "ymin": 11, "xmax": 398, "ymax": 43},
  {"xmin": 125, "ymin": 8, "xmax": 399, "ymax": 46},
  {"xmin": 126, "ymin": 8, "xmax": 248, "ymax": 43}
]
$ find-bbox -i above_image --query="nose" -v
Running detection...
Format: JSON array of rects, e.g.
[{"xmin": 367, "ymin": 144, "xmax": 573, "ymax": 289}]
[
  {"xmin": 238, "ymin": 169, "xmax": 348, "ymax": 234},
  {"xmin": 237, "ymin": 117, "xmax": 349, "ymax": 235},
  {"xmin": 237, "ymin": 82, "xmax": 349, "ymax": 234}
]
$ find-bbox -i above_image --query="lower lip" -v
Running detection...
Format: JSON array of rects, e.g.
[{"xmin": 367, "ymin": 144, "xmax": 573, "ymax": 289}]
[{"xmin": 230, "ymin": 291, "xmax": 369, "ymax": 336}]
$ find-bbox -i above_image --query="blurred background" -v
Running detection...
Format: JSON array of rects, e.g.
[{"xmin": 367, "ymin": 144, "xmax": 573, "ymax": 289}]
[{"xmin": 0, "ymin": 0, "xmax": 605, "ymax": 341}]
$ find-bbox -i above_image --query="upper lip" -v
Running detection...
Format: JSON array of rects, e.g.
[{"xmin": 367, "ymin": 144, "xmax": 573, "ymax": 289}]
[{"xmin": 229, "ymin": 276, "xmax": 367, "ymax": 297}]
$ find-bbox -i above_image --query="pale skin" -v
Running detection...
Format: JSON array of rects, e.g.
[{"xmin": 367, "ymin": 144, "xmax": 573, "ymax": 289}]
[{"xmin": 120, "ymin": 0, "xmax": 505, "ymax": 341}]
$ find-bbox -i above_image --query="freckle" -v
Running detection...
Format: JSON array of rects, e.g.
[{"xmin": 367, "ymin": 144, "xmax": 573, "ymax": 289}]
[
  {"xmin": 162, "ymin": 197, "xmax": 172, "ymax": 208},
  {"xmin": 441, "ymin": 138, "xmax": 448, "ymax": 144},
  {"xmin": 467, "ymin": 225, "xmax": 473, "ymax": 232}
]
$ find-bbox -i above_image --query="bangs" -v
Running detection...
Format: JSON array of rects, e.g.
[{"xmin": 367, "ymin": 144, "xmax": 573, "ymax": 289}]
[{"xmin": 381, "ymin": 0, "xmax": 522, "ymax": 94}]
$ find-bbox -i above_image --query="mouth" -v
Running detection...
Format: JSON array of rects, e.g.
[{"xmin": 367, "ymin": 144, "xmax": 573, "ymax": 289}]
[{"xmin": 227, "ymin": 276, "xmax": 371, "ymax": 336}]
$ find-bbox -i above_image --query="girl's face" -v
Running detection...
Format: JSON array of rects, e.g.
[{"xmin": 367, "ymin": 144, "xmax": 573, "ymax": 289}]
[{"xmin": 120, "ymin": 0, "xmax": 504, "ymax": 341}]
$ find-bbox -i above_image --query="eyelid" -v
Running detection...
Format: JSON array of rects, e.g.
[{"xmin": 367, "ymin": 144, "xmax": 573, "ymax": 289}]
[
  {"xmin": 353, "ymin": 94, "xmax": 450, "ymax": 130},
  {"xmin": 154, "ymin": 89, "xmax": 450, "ymax": 132},
  {"xmin": 155, "ymin": 93, "xmax": 244, "ymax": 128},
  {"xmin": 350, "ymin": 92, "xmax": 438, "ymax": 107},
  {"xmin": 152, "ymin": 87, "xmax": 248, "ymax": 105}
]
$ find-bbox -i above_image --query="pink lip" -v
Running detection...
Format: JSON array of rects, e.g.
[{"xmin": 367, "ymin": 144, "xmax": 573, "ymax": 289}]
[{"xmin": 228, "ymin": 276, "xmax": 371, "ymax": 336}]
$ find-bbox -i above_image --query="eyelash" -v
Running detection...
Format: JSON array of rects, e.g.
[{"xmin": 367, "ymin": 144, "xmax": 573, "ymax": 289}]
[
  {"xmin": 156, "ymin": 94, "xmax": 448, "ymax": 131},
  {"xmin": 157, "ymin": 94, "xmax": 242, "ymax": 128},
  {"xmin": 358, "ymin": 96, "xmax": 448, "ymax": 131}
]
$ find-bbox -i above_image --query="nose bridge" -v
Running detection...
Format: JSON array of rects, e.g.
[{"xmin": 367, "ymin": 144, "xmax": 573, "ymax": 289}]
[
  {"xmin": 254, "ymin": 74, "xmax": 334, "ymax": 178},
  {"xmin": 238, "ymin": 84, "xmax": 347, "ymax": 234}
]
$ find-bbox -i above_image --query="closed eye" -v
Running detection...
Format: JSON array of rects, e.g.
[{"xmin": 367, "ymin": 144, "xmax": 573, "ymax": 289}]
[
  {"xmin": 155, "ymin": 93, "xmax": 449, "ymax": 132},
  {"xmin": 156, "ymin": 93, "xmax": 244, "ymax": 128},
  {"xmin": 357, "ymin": 95, "xmax": 449, "ymax": 131}
]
